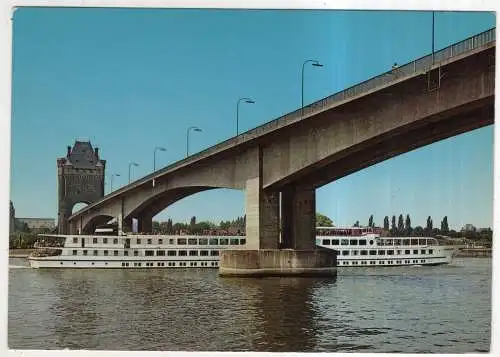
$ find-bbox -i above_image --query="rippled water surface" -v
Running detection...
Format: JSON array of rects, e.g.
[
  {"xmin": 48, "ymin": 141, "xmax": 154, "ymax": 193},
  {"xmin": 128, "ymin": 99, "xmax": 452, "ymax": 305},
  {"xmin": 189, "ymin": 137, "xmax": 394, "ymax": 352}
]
[{"xmin": 8, "ymin": 257, "xmax": 491, "ymax": 352}]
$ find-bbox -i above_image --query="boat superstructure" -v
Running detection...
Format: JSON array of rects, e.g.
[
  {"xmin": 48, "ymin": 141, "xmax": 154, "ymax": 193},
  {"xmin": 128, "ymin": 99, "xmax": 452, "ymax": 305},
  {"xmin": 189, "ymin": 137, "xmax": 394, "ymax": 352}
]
[
  {"xmin": 28, "ymin": 226, "xmax": 454, "ymax": 269},
  {"xmin": 316, "ymin": 226, "xmax": 455, "ymax": 267}
]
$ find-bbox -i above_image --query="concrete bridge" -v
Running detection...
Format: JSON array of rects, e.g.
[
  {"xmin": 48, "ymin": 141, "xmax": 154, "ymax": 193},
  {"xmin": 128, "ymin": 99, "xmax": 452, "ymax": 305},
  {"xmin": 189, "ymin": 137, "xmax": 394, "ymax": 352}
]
[{"xmin": 64, "ymin": 28, "xmax": 494, "ymax": 275}]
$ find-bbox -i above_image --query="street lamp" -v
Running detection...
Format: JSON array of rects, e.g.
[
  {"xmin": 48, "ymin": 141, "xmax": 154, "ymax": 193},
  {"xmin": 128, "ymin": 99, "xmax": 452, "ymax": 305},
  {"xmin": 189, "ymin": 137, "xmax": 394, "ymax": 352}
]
[
  {"xmin": 301, "ymin": 59, "xmax": 323, "ymax": 116},
  {"xmin": 236, "ymin": 97, "xmax": 255, "ymax": 135},
  {"xmin": 128, "ymin": 162, "xmax": 139, "ymax": 183},
  {"xmin": 186, "ymin": 126, "xmax": 202, "ymax": 157},
  {"xmin": 153, "ymin": 147, "xmax": 166, "ymax": 188},
  {"xmin": 110, "ymin": 173, "xmax": 121, "ymax": 192}
]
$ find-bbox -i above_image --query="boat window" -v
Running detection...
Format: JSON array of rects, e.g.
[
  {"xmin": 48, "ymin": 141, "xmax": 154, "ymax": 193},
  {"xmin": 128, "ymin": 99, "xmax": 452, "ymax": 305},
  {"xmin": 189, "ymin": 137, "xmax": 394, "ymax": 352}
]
[
  {"xmin": 83, "ymin": 250, "xmax": 88, "ymax": 256},
  {"xmin": 189, "ymin": 250, "xmax": 198, "ymax": 256},
  {"xmin": 413, "ymin": 250, "xmax": 418, "ymax": 254},
  {"xmin": 200, "ymin": 250, "xmax": 209, "ymax": 256},
  {"xmin": 93, "ymin": 250, "xmax": 98, "ymax": 256},
  {"xmin": 93, "ymin": 238, "xmax": 98, "ymax": 244},
  {"xmin": 179, "ymin": 250, "xmax": 187, "ymax": 256},
  {"xmin": 209, "ymin": 238, "xmax": 218, "ymax": 245},
  {"xmin": 240, "ymin": 239, "xmax": 246, "ymax": 245},
  {"xmin": 134, "ymin": 250, "xmax": 139, "ymax": 256},
  {"xmin": 230, "ymin": 238, "xmax": 239, "ymax": 245},
  {"xmin": 334, "ymin": 250, "xmax": 339, "ymax": 255},
  {"xmin": 146, "ymin": 239, "xmax": 152, "ymax": 244},
  {"xmin": 158, "ymin": 239, "xmax": 163, "ymax": 244},
  {"xmin": 136, "ymin": 239, "xmax": 141, "ymax": 244},
  {"xmin": 349, "ymin": 239, "xmax": 358, "ymax": 246},
  {"xmin": 397, "ymin": 250, "xmax": 401, "ymax": 255},
  {"xmin": 220, "ymin": 238, "xmax": 229, "ymax": 245},
  {"xmin": 376, "ymin": 240, "xmax": 381, "ymax": 246},
  {"xmin": 167, "ymin": 250, "xmax": 176, "ymax": 256},
  {"xmin": 405, "ymin": 250, "xmax": 410, "ymax": 255},
  {"xmin": 342, "ymin": 250, "xmax": 349, "ymax": 256},
  {"xmin": 360, "ymin": 250, "xmax": 368, "ymax": 256},
  {"xmin": 419, "ymin": 239, "xmax": 426, "ymax": 245},
  {"xmin": 103, "ymin": 238, "xmax": 108, "ymax": 244},
  {"xmin": 388, "ymin": 239, "xmax": 394, "ymax": 245},
  {"xmin": 145, "ymin": 250, "xmax": 154, "ymax": 256},
  {"xmin": 352, "ymin": 250, "xmax": 358, "ymax": 256},
  {"xmin": 112, "ymin": 250, "xmax": 117, "ymax": 256},
  {"xmin": 394, "ymin": 239, "xmax": 401, "ymax": 245},
  {"xmin": 210, "ymin": 250, "xmax": 219, "ymax": 256},
  {"xmin": 341, "ymin": 239, "xmax": 349, "ymax": 246},
  {"xmin": 199, "ymin": 238, "xmax": 208, "ymax": 245},
  {"xmin": 72, "ymin": 250, "xmax": 77, "ymax": 255},
  {"xmin": 113, "ymin": 238, "xmax": 118, "ymax": 244},
  {"xmin": 403, "ymin": 239, "xmax": 410, "ymax": 246},
  {"xmin": 429, "ymin": 249, "xmax": 433, "ymax": 254},
  {"xmin": 169, "ymin": 238, "xmax": 175, "ymax": 244},
  {"xmin": 157, "ymin": 250, "xmax": 165, "ymax": 256},
  {"xmin": 358, "ymin": 239, "xmax": 366, "ymax": 246},
  {"xmin": 332, "ymin": 239, "xmax": 339, "ymax": 245},
  {"xmin": 421, "ymin": 250, "xmax": 426, "ymax": 254},
  {"xmin": 411, "ymin": 239, "xmax": 418, "ymax": 245},
  {"xmin": 124, "ymin": 251, "xmax": 129, "ymax": 256},
  {"xmin": 322, "ymin": 239, "xmax": 331, "ymax": 245},
  {"xmin": 178, "ymin": 238, "xmax": 187, "ymax": 245},
  {"xmin": 387, "ymin": 250, "xmax": 394, "ymax": 255},
  {"xmin": 73, "ymin": 238, "xmax": 78, "ymax": 244},
  {"xmin": 188, "ymin": 238, "xmax": 197, "ymax": 245},
  {"xmin": 369, "ymin": 250, "xmax": 377, "ymax": 255},
  {"xmin": 104, "ymin": 250, "xmax": 108, "ymax": 256},
  {"xmin": 378, "ymin": 250, "xmax": 385, "ymax": 255},
  {"xmin": 369, "ymin": 240, "xmax": 374, "ymax": 245}
]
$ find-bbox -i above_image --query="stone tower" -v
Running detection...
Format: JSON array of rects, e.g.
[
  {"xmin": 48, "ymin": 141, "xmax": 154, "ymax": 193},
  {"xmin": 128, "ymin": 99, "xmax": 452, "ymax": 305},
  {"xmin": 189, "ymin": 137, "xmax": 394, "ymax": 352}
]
[{"xmin": 57, "ymin": 141, "xmax": 106, "ymax": 234}]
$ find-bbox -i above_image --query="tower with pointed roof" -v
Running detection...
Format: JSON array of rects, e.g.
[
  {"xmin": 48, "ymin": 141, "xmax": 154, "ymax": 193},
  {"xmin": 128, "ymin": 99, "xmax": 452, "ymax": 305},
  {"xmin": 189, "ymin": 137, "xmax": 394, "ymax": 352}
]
[{"xmin": 57, "ymin": 141, "xmax": 106, "ymax": 234}]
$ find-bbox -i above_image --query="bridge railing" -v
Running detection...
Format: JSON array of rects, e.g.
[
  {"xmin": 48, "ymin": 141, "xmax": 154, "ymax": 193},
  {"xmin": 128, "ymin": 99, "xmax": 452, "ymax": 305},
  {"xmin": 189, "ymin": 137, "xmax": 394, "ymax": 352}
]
[
  {"xmin": 72, "ymin": 27, "xmax": 495, "ymax": 217},
  {"xmin": 190, "ymin": 27, "xmax": 496, "ymax": 159}
]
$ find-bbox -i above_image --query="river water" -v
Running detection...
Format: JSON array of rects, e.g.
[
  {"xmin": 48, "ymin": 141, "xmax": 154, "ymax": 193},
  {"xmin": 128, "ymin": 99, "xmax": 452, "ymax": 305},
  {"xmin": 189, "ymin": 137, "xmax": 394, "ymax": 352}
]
[{"xmin": 8, "ymin": 257, "xmax": 491, "ymax": 352}]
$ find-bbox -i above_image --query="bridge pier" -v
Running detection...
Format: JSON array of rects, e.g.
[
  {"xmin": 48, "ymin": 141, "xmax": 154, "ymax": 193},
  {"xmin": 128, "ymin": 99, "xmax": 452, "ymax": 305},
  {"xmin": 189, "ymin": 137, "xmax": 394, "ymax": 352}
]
[
  {"xmin": 137, "ymin": 213, "xmax": 153, "ymax": 233},
  {"xmin": 220, "ymin": 172, "xmax": 336, "ymax": 277}
]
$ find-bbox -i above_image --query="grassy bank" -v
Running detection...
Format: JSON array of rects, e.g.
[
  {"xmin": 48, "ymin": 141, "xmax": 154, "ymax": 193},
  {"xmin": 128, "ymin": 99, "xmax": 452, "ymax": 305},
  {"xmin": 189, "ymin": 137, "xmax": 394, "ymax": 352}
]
[{"xmin": 455, "ymin": 248, "xmax": 492, "ymax": 258}]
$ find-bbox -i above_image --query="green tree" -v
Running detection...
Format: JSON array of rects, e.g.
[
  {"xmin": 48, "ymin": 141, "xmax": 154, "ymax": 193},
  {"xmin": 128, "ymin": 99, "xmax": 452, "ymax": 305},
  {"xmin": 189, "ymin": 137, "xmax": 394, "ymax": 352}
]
[
  {"xmin": 413, "ymin": 226, "xmax": 424, "ymax": 237},
  {"xmin": 368, "ymin": 215, "xmax": 374, "ymax": 228},
  {"xmin": 426, "ymin": 216, "xmax": 433, "ymax": 235},
  {"xmin": 353, "ymin": 220, "xmax": 360, "ymax": 227},
  {"xmin": 441, "ymin": 216, "xmax": 449, "ymax": 235},
  {"xmin": 397, "ymin": 214, "xmax": 404, "ymax": 235},
  {"xmin": 383, "ymin": 216, "xmax": 390, "ymax": 230},
  {"xmin": 190, "ymin": 216, "xmax": 196, "ymax": 228},
  {"xmin": 405, "ymin": 214, "xmax": 412, "ymax": 236},
  {"xmin": 316, "ymin": 212, "xmax": 333, "ymax": 227},
  {"xmin": 391, "ymin": 215, "xmax": 396, "ymax": 236}
]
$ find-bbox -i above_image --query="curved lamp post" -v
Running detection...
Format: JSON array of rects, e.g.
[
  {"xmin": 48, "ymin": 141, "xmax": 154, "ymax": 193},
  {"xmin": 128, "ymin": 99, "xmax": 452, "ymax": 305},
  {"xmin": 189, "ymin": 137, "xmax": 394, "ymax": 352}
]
[
  {"xmin": 110, "ymin": 173, "xmax": 121, "ymax": 192},
  {"xmin": 236, "ymin": 97, "xmax": 255, "ymax": 135},
  {"xmin": 128, "ymin": 162, "xmax": 139, "ymax": 183},
  {"xmin": 153, "ymin": 147, "xmax": 166, "ymax": 187},
  {"xmin": 186, "ymin": 126, "xmax": 202, "ymax": 157},
  {"xmin": 301, "ymin": 59, "xmax": 323, "ymax": 116}
]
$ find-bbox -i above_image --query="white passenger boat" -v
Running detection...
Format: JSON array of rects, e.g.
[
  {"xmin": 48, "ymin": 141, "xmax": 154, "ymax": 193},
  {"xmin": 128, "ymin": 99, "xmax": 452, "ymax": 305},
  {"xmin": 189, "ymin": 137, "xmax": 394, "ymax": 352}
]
[
  {"xmin": 28, "ymin": 226, "xmax": 454, "ymax": 269},
  {"xmin": 316, "ymin": 226, "xmax": 455, "ymax": 267}
]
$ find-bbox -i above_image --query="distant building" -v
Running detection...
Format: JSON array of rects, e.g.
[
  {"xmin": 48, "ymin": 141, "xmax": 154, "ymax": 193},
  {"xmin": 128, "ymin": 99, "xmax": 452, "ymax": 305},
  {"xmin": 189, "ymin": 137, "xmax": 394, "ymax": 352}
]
[
  {"xmin": 461, "ymin": 224, "xmax": 476, "ymax": 232},
  {"xmin": 17, "ymin": 218, "xmax": 56, "ymax": 230}
]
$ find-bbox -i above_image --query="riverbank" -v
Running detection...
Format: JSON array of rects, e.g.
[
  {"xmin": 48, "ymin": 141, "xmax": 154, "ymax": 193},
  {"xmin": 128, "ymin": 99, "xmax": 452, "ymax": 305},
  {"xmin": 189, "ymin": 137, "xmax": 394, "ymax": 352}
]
[
  {"xmin": 455, "ymin": 248, "xmax": 492, "ymax": 258},
  {"xmin": 9, "ymin": 249, "xmax": 34, "ymax": 258}
]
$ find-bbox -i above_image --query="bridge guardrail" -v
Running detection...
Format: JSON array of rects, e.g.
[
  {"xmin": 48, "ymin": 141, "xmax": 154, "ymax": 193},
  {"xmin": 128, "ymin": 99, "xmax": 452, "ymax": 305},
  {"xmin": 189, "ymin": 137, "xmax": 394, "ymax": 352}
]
[{"xmin": 71, "ymin": 27, "xmax": 495, "ymax": 217}]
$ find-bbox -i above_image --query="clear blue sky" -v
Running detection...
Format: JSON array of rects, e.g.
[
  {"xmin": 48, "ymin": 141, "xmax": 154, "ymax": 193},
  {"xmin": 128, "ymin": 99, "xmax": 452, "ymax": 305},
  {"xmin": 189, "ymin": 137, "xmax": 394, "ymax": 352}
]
[{"xmin": 10, "ymin": 8, "xmax": 495, "ymax": 230}]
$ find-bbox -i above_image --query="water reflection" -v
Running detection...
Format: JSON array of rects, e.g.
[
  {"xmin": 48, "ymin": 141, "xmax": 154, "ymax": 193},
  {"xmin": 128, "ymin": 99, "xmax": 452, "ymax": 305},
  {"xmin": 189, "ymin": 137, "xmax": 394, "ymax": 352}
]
[{"xmin": 220, "ymin": 276, "xmax": 337, "ymax": 351}]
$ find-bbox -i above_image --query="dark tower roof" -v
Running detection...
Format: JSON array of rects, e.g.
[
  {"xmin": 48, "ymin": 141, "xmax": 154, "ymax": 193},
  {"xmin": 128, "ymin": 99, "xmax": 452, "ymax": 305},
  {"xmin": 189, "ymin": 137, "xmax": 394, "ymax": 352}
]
[{"xmin": 59, "ymin": 141, "xmax": 105, "ymax": 169}]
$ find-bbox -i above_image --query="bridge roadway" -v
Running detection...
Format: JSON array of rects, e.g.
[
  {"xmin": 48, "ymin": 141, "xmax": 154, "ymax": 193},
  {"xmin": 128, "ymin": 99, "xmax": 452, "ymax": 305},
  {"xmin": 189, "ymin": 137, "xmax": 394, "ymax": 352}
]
[{"xmin": 66, "ymin": 29, "xmax": 495, "ymax": 276}]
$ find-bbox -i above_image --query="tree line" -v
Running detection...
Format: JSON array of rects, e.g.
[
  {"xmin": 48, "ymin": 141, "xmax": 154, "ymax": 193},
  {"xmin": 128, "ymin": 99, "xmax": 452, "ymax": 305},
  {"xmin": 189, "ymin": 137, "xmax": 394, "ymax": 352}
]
[
  {"xmin": 355, "ymin": 214, "xmax": 492, "ymax": 241},
  {"xmin": 151, "ymin": 215, "xmax": 246, "ymax": 235}
]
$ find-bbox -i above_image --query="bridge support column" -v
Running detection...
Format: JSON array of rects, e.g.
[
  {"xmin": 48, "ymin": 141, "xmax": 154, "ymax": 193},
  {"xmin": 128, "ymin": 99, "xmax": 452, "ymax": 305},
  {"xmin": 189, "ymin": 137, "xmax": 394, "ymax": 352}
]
[
  {"xmin": 281, "ymin": 186, "xmax": 316, "ymax": 250},
  {"xmin": 137, "ymin": 213, "xmax": 153, "ymax": 233},
  {"xmin": 220, "ymin": 152, "xmax": 336, "ymax": 277}
]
